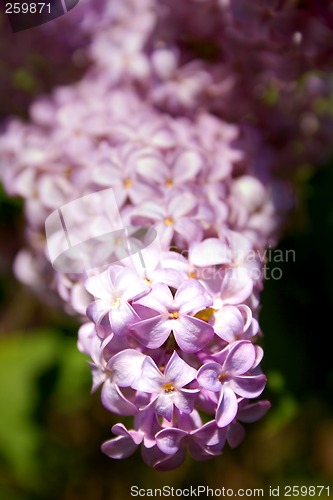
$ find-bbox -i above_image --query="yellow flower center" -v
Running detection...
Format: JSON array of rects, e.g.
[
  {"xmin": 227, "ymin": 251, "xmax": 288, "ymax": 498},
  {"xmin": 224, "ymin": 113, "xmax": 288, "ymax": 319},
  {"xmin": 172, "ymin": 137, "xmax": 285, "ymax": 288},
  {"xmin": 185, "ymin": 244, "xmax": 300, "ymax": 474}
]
[
  {"xmin": 164, "ymin": 217, "xmax": 174, "ymax": 226},
  {"xmin": 194, "ymin": 307, "xmax": 216, "ymax": 323},
  {"xmin": 168, "ymin": 311, "xmax": 179, "ymax": 319},
  {"xmin": 112, "ymin": 297, "xmax": 121, "ymax": 308},
  {"xmin": 123, "ymin": 178, "xmax": 132, "ymax": 188},
  {"xmin": 163, "ymin": 382, "xmax": 175, "ymax": 393}
]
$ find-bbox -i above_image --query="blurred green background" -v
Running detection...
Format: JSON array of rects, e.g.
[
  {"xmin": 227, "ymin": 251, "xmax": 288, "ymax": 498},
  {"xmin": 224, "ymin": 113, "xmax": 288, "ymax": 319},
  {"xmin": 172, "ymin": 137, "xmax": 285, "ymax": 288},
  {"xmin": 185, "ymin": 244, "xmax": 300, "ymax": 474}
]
[{"xmin": 0, "ymin": 164, "xmax": 333, "ymax": 500}]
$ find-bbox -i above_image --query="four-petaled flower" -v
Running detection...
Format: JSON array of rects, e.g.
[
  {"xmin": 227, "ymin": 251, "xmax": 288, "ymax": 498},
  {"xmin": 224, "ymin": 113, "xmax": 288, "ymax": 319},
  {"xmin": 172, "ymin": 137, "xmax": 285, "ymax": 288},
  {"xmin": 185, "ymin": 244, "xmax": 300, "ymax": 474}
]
[
  {"xmin": 86, "ymin": 265, "xmax": 150, "ymax": 337},
  {"xmin": 130, "ymin": 279, "xmax": 214, "ymax": 352},
  {"xmin": 197, "ymin": 340, "xmax": 266, "ymax": 427},
  {"xmin": 132, "ymin": 351, "xmax": 199, "ymax": 421}
]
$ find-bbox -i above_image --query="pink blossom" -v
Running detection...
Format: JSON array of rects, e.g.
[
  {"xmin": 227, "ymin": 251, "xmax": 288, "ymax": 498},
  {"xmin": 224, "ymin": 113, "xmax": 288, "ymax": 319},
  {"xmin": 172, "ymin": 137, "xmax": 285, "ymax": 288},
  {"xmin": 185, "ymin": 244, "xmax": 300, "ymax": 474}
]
[
  {"xmin": 86, "ymin": 266, "xmax": 150, "ymax": 337},
  {"xmin": 132, "ymin": 351, "xmax": 199, "ymax": 421},
  {"xmin": 197, "ymin": 341, "xmax": 266, "ymax": 427},
  {"xmin": 130, "ymin": 280, "xmax": 214, "ymax": 352}
]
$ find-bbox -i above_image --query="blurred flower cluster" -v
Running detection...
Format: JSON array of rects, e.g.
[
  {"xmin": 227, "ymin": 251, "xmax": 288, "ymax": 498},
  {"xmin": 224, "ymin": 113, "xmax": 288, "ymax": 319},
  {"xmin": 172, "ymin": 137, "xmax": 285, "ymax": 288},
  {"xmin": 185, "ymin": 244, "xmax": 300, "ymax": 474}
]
[{"xmin": 0, "ymin": 0, "xmax": 333, "ymax": 470}]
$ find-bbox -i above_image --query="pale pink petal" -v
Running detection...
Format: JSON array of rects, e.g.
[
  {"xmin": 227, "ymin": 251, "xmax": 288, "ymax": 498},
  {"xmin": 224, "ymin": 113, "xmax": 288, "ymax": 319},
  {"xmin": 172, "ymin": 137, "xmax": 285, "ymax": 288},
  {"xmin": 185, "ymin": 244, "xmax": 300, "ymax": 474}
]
[
  {"xmin": 223, "ymin": 341, "xmax": 256, "ymax": 374},
  {"xmin": 220, "ymin": 267, "xmax": 253, "ymax": 304},
  {"xmin": 130, "ymin": 316, "xmax": 171, "ymax": 349},
  {"xmin": 173, "ymin": 316, "xmax": 214, "ymax": 353},
  {"xmin": 101, "ymin": 380, "xmax": 137, "ymax": 416},
  {"xmin": 174, "ymin": 389, "xmax": 199, "ymax": 414},
  {"xmin": 229, "ymin": 374, "xmax": 266, "ymax": 398},
  {"xmin": 173, "ymin": 150, "xmax": 203, "ymax": 183},
  {"xmin": 156, "ymin": 428, "xmax": 187, "ymax": 455},
  {"xmin": 175, "ymin": 279, "xmax": 212, "ymax": 314},
  {"xmin": 216, "ymin": 387, "xmax": 238, "ymax": 428},
  {"xmin": 168, "ymin": 192, "xmax": 197, "ymax": 218},
  {"xmin": 134, "ymin": 282, "xmax": 173, "ymax": 312},
  {"xmin": 190, "ymin": 238, "xmax": 231, "ymax": 267},
  {"xmin": 227, "ymin": 421, "xmax": 246, "ymax": 448},
  {"xmin": 214, "ymin": 305, "xmax": 245, "ymax": 342},
  {"xmin": 109, "ymin": 302, "xmax": 139, "ymax": 336},
  {"xmin": 238, "ymin": 400, "xmax": 271, "ymax": 423},
  {"xmin": 108, "ymin": 349, "xmax": 146, "ymax": 387},
  {"xmin": 164, "ymin": 351, "xmax": 197, "ymax": 386},
  {"xmin": 131, "ymin": 357, "xmax": 164, "ymax": 393},
  {"xmin": 154, "ymin": 391, "xmax": 176, "ymax": 421},
  {"xmin": 101, "ymin": 435, "xmax": 138, "ymax": 459},
  {"xmin": 136, "ymin": 154, "xmax": 168, "ymax": 183},
  {"xmin": 197, "ymin": 362, "xmax": 222, "ymax": 392}
]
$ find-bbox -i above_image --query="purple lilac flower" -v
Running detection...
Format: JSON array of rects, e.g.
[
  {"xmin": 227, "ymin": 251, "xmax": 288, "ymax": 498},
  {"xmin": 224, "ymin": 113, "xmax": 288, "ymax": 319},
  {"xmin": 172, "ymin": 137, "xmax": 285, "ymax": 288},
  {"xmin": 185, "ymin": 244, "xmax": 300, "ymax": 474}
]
[
  {"xmin": 85, "ymin": 265, "xmax": 150, "ymax": 337},
  {"xmin": 5, "ymin": 0, "xmax": 332, "ymax": 471},
  {"xmin": 131, "ymin": 351, "xmax": 199, "ymax": 421},
  {"xmin": 197, "ymin": 341, "xmax": 266, "ymax": 427},
  {"xmin": 130, "ymin": 280, "xmax": 214, "ymax": 352}
]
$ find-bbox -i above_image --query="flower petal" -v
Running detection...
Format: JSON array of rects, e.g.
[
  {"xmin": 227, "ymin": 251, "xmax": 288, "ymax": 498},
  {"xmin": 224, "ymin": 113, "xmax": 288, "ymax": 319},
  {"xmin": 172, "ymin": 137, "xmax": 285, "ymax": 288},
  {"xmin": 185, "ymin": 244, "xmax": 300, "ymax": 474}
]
[
  {"xmin": 223, "ymin": 340, "xmax": 256, "ymax": 375},
  {"xmin": 101, "ymin": 426, "xmax": 141, "ymax": 459},
  {"xmin": 101, "ymin": 380, "xmax": 138, "ymax": 415},
  {"xmin": 216, "ymin": 386, "xmax": 238, "ymax": 428},
  {"xmin": 154, "ymin": 391, "xmax": 176, "ymax": 421},
  {"xmin": 227, "ymin": 421, "xmax": 246, "ymax": 448},
  {"xmin": 134, "ymin": 282, "xmax": 173, "ymax": 312},
  {"xmin": 175, "ymin": 279, "xmax": 213, "ymax": 315},
  {"xmin": 173, "ymin": 150, "xmax": 203, "ymax": 184},
  {"xmin": 110, "ymin": 302, "xmax": 139, "ymax": 336},
  {"xmin": 151, "ymin": 447, "xmax": 187, "ymax": 471},
  {"xmin": 102, "ymin": 435, "xmax": 138, "ymax": 459},
  {"xmin": 229, "ymin": 374, "xmax": 266, "ymax": 398},
  {"xmin": 131, "ymin": 356, "xmax": 163, "ymax": 393},
  {"xmin": 197, "ymin": 362, "xmax": 222, "ymax": 392},
  {"xmin": 237, "ymin": 400, "xmax": 271, "ymax": 423},
  {"xmin": 156, "ymin": 428, "xmax": 187, "ymax": 455},
  {"xmin": 214, "ymin": 305, "xmax": 245, "ymax": 342},
  {"xmin": 168, "ymin": 192, "xmax": 197, "ymax": 218},
  {"xmin": 130, "ymin": 316, "xmax": 171, "ymax": 349},
  {"xmin": 220, "ymin": 266, "xmax": 253, "ymax": 304},
  {"xmin": 173, "ymin": 315, "xmax": 214, "ymax": 353},
  {"xmin": 190, "ymin": 238, "xmax": 231, "ymax": 267},
  {"xmin": 108, "ymin": 349, "xmax": 146, "ymax": 387},
  {"xmin": 174, "ymin": 389, "xmax": 199, "ymax": 414},
  {"xmin": 164, "ymin": 351, "xmax": 197, "ymax": 386}
]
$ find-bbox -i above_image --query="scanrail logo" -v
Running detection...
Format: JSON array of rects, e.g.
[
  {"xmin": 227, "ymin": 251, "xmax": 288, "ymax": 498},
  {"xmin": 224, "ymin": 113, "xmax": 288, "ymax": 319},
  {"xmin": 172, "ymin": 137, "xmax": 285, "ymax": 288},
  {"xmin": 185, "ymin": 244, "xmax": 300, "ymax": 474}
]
[{"xmin": 1, "ymin": 0, "xmax": 80, "ymax": 32}]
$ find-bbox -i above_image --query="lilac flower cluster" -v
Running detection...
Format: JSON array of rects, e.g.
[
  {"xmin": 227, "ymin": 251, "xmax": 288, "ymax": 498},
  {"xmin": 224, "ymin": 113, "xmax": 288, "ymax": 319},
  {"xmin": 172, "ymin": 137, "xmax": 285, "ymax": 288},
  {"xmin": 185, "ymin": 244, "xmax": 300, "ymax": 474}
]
[
  {"xmin": 1, "ymin": 0, "xmax": 333, "ymax": 470},
  {"xmin": 0, "ymin": 68, "xmax": 272, "ymax": 467},
  {"xmin": 78, "ymin": 236, "xmax": 270, "ymax": 469},
  {"xmin": 0, "ymin": 69, "xmax": 282, "ymax": 306}
]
